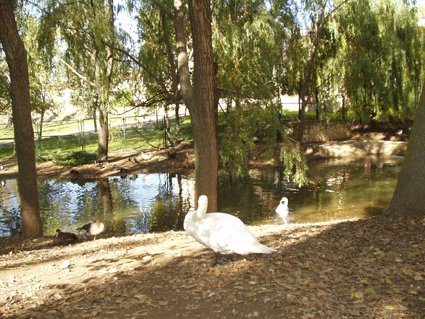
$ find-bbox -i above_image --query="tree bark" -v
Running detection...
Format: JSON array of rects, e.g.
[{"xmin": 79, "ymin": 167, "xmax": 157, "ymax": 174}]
[
  {"xmin": 387, "ymin": 81, "xmax": 425, "ymax": 216},
  {"xmin": 174, "ymin": 0, "xmax": 193, "ymax": 109},
  {"xmin": 92, "ymin": 0, "xmax": 114, "ymax": 160},
  {"xmin": 173, "ymin": 0, "xmax": 218, "ymax": 211},
  {"xmin": 298, "ymin": 44, "xmax": 318, "ymax": 142},
  {"xmin": 187, "ymin": 0, "xmax": 218, "ymax": 211},
  {"xmin": 160, "ymin": 6, "xmax": 181, "ymax": 136},
  {"xmin": 97, "ymin": 107, "xmax": 109, "ymax": 160},
  {"xmin": 0, "ymin": 1, "xmax": 42, "ymax": 237}
]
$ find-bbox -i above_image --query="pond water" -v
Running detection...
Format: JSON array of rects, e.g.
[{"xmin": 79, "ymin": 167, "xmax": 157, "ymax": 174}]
[{"xmin": 0, "ymin": 157, "xmax": 402, "ymax": 238}]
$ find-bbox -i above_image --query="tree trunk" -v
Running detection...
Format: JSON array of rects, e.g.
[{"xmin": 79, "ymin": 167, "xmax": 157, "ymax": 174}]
[
  {"xmin": 38, "ymin": 108, "xmax": 45, "ymax": 142},
  {"xmin": 0, "ymin": 1, "xmax": 42, "ymax": 238},
  {"xmin": 92, "ymin": 0, "xmax": 114, "ymax": 161},
  {"xmin": 173, "ymin": 1, "xmax": 193, "ymax": 109},
  {"xmin": 93, "ymin": 107, "xmax": 98, "ymax": 132},
  {"xmin": 97, "ymin": 107, "xmax": 109, "ymax": 160},
  {"xmin": 315, "ymin": 87, "xmax": 320, "ymax": 120},
  {"xmin": 188, "ymin": 0, "xmax": 218, "ymax": 211},
  {"xmin": 175, "ymin": 102, "xmax": 180, "ymax": 136},
  {"xmin": 387, "ymin": 82, "xmax": 425, "ymax": 216},
  {"xmin": 174, "ymin": 0, "xmax": 218, "ymax": 211},
  {"xmin": 160, "ymin": 6, "xmax": 181, "ymax": 136},
  {"xmin": 298, "ymin": 92, "xmax": 307, "ymax": 142}
]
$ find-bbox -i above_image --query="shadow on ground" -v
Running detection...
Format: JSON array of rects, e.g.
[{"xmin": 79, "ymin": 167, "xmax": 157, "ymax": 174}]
[{"xmin": 1, "ymin": 214, "xmax": 424, "ymax": 319}]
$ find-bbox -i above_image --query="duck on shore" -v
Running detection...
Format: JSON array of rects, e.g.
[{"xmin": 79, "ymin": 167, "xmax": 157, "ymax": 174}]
[
  {"xmin": 54, "ymin": 229, "xmax": 78, "ymax": 245},
  {"xmin": 77, "ymin": 220, "xmax": 105, "ymax": 240}
]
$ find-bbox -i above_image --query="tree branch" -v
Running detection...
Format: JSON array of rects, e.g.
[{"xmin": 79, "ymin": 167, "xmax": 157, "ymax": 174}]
[
  {"xmin": 108, "ymin": 44, "xmax": 168, "ymax": 93},
  {"xmin": 58, "ymin": 57, "xmax": 96, "ymax": 87}
]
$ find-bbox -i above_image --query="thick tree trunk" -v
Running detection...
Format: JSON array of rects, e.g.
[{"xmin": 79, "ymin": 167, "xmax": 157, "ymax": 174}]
[
  {"xmin": 92, "ymin": 0, "xmax": 114, "ymax": 161},
  {"xmin": 174, "ymin": 0, "xmax": 218, "ymax": 211},
  {"xmin": 188, "ymin": 0, "xmax": 218, "ymax": 211},
  {"xmin": 0, "ymin": 1, "xmax": 42, "ymax": 238},
  {"xmin": 387, "ymin": 82, "xmax": 425, "ymax": 216}
]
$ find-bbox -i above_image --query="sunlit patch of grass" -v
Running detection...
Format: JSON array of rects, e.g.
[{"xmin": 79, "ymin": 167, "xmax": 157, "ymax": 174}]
[
  {"xmin": 0, "ymin": 110, "xmax": 320, "ymax": 165},
  {"xmin": 0, "ymin": 118, "xmax": 195, "ymax": 166},
  {"xmin": 0, "ymin": 145, "xmax": 14, "ymax": 161},
  {"xmin": 49, "ymin": 150, "xmax": 98, "ymax": 166}
]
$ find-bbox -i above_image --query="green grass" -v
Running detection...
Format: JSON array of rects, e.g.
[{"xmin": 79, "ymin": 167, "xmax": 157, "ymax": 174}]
[
  {"xmin": 0, "ymin": 126, "xmax": 14, "ymax": 139},
  {"xmin": 0, "ymin": 116, "xmax": 195, "ymax": 165},
  {"xmin": 0, "ymin": 110, "xmax": 328, "ymax": 165}
]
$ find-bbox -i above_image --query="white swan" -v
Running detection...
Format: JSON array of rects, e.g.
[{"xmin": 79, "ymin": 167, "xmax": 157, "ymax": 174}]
[
  {"xmin": 184, "ymin": 195, "xmax": 275, "ymax": 255},
  {"xmin": 275, "ymin": 197, "xmax": 290, "ymax": 223}
]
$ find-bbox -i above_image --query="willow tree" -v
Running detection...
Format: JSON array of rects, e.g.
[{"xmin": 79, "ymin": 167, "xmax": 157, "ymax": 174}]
[
  {"xmin": 290, "ymin": 0, "xmax": 351, "ymax": 141},
  {"xmin": 214, "ymin": 1, "xmax": 284, "ymax": 177},
  {"xmin": 136, "ymin": 0, "xmax": 182, "ymax": 144},
  {"xmin": 0, "ymin": 1, "xmax": 42, "ymax": 238},
  {"xmin": 39, "ymin": 0, "xmax": 120, "ymax": 160},
  {"xmin": 214, "ymin": 1, "xmax": 280, "ymax": 103},
  {"xmin": 24, "ymin": 16, "xmax": 59, "ymax": 140},
  {"xmin": 336, "ymin": 0, "xmax": 425, "ymax": 121}
]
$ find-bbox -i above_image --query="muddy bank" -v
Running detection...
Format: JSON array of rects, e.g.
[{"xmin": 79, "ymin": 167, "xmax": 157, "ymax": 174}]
[
  {"xmin": 305, "ymin": 140, "xmax": 407, "ymax": 159},
  {"xmin": 0, "ymin": 138, "xmax": 407, "ymax": 181}
]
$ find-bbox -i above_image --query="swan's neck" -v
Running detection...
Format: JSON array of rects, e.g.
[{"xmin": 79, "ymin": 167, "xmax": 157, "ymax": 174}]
[{"xmin": 196, "ymin": 196, "xmax": 208, "ymax": 218}]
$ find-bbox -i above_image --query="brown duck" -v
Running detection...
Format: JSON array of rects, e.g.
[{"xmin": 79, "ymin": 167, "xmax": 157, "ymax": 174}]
[{"xmin": 54, "ymin": 229, "xmax": 78, "ymax": 245}]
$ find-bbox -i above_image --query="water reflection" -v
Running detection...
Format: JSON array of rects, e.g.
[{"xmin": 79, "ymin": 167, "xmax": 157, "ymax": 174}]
[{"xmin": 0, "ymin": 157, "xmax": 401, "ymax": 237}]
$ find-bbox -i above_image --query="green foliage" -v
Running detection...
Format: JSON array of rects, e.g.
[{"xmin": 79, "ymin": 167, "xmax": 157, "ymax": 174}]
[
  {"xmin": 219, "ymin": 101, "xmax": 308, "ymax": 185},
  {"xmin": 220, "ymin": 110, "xmax": 254, "ymax": 177},
  {"xmin": 280, "ymin": 141, "xmax": 309, "ymax": 187},
  {"xmin": 337, "ymin": 0, "xmax": 425, "ymax": 121},
  {"xmin": 0, "ymin": 115, "xmax": 197, "ymax": 162},
  {"xmin": 137, "ymin": 1, "xmax": 174, "ymax": 94},
  {"xmin": 22, "ymin": 15, "xmax": 60, "ymax": 121},
  {"xmin": 48, "ymin": 150, "xmax": 97, "ymax": 166},
  {"xmin": 0, "ymin": 60, "xmax": 10, "ymax": 112},
  {"xmin": 0, "ymin": 144, "xmax": 14, "ymax": 161},
  {"xmin": 38, "ymin": 0, "xmax": 130, "ymax": 114},
  {"xmin": 149, "ymin": 197, "xmax": 179, "ymax": 232},
  {"xmin": 2, "ymin": 0, "xmax": 424, "ymax": 184},
  {"xmin": 214, "ymin": 0, "xmax": 288, "ymax": 99}
]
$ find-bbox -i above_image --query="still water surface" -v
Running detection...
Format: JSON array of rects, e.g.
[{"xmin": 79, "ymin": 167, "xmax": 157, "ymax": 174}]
[{"xmin": 0, "ymin": 158, "xmax": 402, "ymax": 237}]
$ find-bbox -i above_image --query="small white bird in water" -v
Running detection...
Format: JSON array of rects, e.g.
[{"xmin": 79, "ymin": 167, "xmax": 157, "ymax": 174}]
[
  {"xmin": 184, "ymin": 195, "xmax": 275, "ymax": 259},
  {"xmin": 275, "ymin": 197, "xmax": 290, "ymax": 223}
]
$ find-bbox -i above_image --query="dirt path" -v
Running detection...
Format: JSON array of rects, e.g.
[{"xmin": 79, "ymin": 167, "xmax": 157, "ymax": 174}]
[{"xmin": 1, "ymin": 214, "xmax": 424, "ymax": 318}]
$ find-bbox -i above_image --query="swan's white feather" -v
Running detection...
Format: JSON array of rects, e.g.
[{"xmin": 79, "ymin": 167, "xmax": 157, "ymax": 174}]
[{"xmin": 184, "ymin": 196, "xmax": 275, "ymax": 255}]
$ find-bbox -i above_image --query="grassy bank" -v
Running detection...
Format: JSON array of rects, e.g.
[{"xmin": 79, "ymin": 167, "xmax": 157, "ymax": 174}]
[
  {"xmin": 0, "ymin": 117, "xmax": 194, "ymax": 165},
  {"xmin": 0, "ymin": 110, "xmax": 323, "ymax": 165}
]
